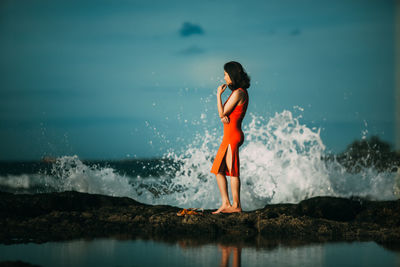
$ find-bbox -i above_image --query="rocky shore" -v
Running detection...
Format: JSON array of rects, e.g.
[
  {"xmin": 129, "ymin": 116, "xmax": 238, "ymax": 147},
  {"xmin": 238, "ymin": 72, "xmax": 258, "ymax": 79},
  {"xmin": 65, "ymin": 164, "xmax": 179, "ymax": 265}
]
[{"xmin": 0, "ymin": 191, "xmax": 399, "ymax": 246}]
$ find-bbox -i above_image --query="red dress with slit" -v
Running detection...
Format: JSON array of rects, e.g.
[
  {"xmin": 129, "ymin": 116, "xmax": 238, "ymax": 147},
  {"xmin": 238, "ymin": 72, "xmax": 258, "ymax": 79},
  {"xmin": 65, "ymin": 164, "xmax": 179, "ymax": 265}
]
[{"xmin": 210, "ymin": 88, "xmax": 248, "ymax": 177}]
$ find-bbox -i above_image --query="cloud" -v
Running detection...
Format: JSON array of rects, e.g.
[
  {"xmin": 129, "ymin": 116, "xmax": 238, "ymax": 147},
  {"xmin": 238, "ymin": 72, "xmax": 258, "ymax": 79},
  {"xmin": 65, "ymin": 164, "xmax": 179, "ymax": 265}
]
[
  {"xmin": 176, "ymin": 45, "xmax": 205, "ymax": 55},
  {"xmin": 179, "ymin": 22, "xmax": 204, "ymax": 37},
  {"xmin": 290, "ymin": 28, "xmax": 301, "ymax": 36}
]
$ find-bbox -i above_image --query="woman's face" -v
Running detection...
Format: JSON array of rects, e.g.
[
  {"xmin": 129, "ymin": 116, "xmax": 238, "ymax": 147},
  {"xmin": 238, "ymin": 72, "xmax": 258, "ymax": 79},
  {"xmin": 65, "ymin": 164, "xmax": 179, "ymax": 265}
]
[{"xmin": 224, "ymin": 71, "xmax": 232, "ymax": 85}]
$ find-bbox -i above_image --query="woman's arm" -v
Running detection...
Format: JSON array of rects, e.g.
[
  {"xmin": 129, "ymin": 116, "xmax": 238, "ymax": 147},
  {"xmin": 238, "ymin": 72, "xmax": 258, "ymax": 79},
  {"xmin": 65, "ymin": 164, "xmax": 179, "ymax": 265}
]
[
  {"xmin": 221, "ymin": 116, "xmax": 229, "ymax": 124},
  {"xmin": 217, "ymin": 84, "xmax": 243, "ymax": 118}
]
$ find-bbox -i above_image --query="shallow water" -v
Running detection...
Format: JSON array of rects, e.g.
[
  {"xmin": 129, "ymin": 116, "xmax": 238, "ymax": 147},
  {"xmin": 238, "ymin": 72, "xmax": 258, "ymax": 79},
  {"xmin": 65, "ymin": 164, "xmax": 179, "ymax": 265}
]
[{"xmin": 0, "ymin": 239, "xmax": 399, "ymax": 267}]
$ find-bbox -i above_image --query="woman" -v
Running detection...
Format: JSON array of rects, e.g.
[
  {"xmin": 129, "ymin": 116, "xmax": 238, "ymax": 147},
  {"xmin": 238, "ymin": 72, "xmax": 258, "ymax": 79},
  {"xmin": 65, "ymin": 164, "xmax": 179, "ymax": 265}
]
[{"xmin": 210, "ymin": 61, "xmax": 250, "ymax": 214}]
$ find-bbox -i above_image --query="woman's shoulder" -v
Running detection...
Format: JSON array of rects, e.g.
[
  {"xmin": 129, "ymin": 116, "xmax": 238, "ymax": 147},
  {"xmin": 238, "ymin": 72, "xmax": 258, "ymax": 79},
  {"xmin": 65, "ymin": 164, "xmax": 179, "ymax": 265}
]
[
  {"xmin": 233, "ymin": 88, "xmax": 248, "ymax": 104},
  {"xmin": 235, "ymin": 88, "xmax": 248, "ymax": 98}
]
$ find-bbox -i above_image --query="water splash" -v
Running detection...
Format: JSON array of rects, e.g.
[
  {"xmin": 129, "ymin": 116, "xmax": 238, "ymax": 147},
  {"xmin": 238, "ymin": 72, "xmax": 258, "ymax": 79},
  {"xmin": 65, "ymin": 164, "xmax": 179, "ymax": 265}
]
[
  {"xmin": 127, "ymin": 110, "xmax": 397, "ymax": 209},
  {"xmin": 48, "ymin": 156, "xmax": 134, "ymax": 196},
  {"xmin": 0, "ymin": 155, "xmax": 135, "ymax": 196},
  {"xmin": 239, "ymin": 111, "xmax": 333, "ymax": 205},
  {"xmin": 0, "ymin": 110, "xmax": 397, "ymax": 210}
]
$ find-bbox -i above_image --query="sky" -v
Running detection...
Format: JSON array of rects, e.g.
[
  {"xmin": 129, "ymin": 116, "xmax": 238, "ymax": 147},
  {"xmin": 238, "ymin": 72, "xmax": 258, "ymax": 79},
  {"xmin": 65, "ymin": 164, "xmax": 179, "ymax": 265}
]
[{"xmin": 0, "ymin": 0, "xmax": 396, "ymax": 160}]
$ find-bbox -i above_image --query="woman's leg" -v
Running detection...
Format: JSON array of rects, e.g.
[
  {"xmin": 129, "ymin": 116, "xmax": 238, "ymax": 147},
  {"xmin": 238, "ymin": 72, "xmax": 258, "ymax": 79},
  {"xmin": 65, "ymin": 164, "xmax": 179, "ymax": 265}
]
[
  {"xmin": 232, "ymin": 246, "xmax": 242, "ymax": 267},
  {"xmin": 229, "ymin": 176, "xmax": 242, "ymax": 212},
  {"xmin": 219, "ymin": 245, "xmax": 231, "ymax": 267},
  {"xmin": 225, "ymin": 145, "xmax": 242, "ymax": 213},
  {"xmin": 212, "ymin": 158, "xmax": 232, "ymax": 214}
]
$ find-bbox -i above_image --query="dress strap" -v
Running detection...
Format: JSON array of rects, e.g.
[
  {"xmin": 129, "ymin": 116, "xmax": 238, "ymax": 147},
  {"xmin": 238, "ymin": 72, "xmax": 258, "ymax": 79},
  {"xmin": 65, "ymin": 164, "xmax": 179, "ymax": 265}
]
[
  {"xmin": 238, "ymin": 87, "xmax": 248, "ymax": 94},
  {"xmin": 237, "ymin": 88, "xmax": 248, "ymax": 104}
]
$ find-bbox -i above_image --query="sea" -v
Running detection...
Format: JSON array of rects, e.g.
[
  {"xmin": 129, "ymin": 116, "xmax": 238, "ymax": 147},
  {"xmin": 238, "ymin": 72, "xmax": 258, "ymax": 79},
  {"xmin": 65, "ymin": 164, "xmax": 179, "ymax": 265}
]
[
  {"xmin": 1, "ymin": 110, "xmax": 399, "ymax": 266},
  {"xmin": 0, "ymin": 110, "xmax": 398, "ymax": 210}
]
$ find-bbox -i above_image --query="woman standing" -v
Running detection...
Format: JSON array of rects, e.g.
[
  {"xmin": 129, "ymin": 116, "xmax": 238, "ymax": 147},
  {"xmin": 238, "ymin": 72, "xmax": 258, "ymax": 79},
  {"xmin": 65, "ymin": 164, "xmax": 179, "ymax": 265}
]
[{"xmin": 210, "ymin": 61, "xmax": 250, "ymax": 214}]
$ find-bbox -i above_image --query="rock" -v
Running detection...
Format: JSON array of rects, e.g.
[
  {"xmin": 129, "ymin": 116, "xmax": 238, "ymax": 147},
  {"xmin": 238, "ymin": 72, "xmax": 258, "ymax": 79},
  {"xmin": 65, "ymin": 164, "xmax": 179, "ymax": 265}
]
[
  {"xmin": 0, "ymin": 191, "xmax": 399, "ymax": 245},
  {"xmin": 0, "ymin": 191, "xmax": 143, "ymax": 219},
  {"xmin": 0, "ymin": 261, "xmax": 41, "ymax": 267},
  {"xmin": 296, "ymin": 196, "xmax": 363, "ymax": 221},
  {"xmin": 333, "ymin": 136, "xmax": 400, "ymax": 173}
]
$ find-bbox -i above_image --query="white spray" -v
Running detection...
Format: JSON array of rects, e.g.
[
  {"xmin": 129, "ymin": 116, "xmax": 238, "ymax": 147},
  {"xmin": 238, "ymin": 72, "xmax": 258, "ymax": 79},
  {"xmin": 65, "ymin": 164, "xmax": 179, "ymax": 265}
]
[{"xmin": 0, "ymin": 110, "xmax": 397, "ymax": 210}]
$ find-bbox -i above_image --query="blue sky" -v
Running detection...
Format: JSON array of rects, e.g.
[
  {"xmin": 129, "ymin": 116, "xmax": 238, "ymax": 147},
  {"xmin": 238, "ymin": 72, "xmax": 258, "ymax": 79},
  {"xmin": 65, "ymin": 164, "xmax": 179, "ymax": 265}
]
[{"xmin": 0, "ymin": 0, "xmax": 395, "ymax": 160}]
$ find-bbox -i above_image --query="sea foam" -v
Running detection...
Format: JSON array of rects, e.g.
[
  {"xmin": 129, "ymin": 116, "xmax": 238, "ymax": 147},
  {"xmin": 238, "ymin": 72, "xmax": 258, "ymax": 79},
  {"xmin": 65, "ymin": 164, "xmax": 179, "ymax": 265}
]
[{"xmin": 0, "ymin": 110, "xmax": 397, "ymax": 210}]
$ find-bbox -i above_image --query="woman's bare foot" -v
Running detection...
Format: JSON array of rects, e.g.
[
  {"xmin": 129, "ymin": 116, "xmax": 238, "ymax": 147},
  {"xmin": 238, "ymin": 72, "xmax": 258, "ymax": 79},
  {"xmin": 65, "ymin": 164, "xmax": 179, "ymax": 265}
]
[
  {"xmin": 221, "ymin": 205, "xmax": 242, "ymax": 213},
  {"xmin": 212, "ymin": 204, "xmax": 232, "ymax": 214}
]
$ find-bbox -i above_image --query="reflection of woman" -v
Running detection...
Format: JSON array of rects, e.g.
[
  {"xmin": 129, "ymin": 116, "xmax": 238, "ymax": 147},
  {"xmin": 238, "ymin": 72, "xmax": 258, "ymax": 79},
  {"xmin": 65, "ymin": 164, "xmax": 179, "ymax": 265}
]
[
  {"xmin": 210, "ymin": 61, "xmax": 250, "ymax": 214},
  {"xmin": 219, "ymin": 245, "xmax": 242, "ymax": 267}
]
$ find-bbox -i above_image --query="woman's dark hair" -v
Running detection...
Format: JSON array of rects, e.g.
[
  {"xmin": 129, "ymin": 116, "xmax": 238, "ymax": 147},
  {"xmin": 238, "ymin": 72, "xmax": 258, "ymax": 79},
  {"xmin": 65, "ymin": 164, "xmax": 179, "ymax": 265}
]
[{"xmin": 224, "ymin": 61, "xmax": 251, "ymax": 90}]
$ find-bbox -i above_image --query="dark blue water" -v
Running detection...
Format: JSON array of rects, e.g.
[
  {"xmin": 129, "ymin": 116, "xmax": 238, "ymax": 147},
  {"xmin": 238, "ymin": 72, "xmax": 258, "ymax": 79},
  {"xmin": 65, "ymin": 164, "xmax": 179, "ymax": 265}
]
[{"xmin": 0, "ymin": 239, "xmax": 399, "ymax": 267}]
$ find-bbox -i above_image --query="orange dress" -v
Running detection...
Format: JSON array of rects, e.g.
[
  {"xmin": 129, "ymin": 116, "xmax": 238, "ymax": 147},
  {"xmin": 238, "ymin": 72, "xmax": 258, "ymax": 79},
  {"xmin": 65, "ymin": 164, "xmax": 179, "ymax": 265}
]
[{"xmin": 210, "ymin": 87, "xmax": 248, "ymax": 177}]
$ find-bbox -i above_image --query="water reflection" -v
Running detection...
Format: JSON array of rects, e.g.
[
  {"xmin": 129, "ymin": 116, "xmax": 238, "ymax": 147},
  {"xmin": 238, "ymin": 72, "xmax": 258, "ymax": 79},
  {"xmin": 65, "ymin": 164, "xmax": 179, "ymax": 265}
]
[
  {"xmin": 0, "ymin": 239, "xmax": 399, "ymax": 267},
  {"xmin": 219, "ymin": 245, "xmax": 241, "ymax": 267},
  {"xmin": 177, "ymin": 240, "xmax": 243, "ymax": 266}
]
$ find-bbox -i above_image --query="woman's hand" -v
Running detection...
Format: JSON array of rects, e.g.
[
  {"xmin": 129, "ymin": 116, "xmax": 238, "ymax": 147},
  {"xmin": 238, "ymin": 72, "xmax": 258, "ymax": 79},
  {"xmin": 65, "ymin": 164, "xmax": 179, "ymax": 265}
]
[
  {"xmin": 221, "ymin": 115, "xmax": 230, "ymax": 124},
  {"xmin": 217, "ymin": 84, "xmax": 227, "ymax": 96}
]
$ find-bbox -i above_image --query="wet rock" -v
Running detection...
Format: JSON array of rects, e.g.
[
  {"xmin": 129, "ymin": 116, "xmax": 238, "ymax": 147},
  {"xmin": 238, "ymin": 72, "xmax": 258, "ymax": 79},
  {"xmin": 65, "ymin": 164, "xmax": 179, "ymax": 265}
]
[
  {"xmin": 0, "ymin": 191, "xmax": 399, "ymax": 245},
  {"xmin": 333, "ymin": 136, "xmax": 400, "ymax": 173},
  {"xmin": 296, "ymin": 196, "xmax": 362, "ymax": 221},
  {"xmin": 0, "ymin": 261, "xmax": 41, "ymax": 267}
]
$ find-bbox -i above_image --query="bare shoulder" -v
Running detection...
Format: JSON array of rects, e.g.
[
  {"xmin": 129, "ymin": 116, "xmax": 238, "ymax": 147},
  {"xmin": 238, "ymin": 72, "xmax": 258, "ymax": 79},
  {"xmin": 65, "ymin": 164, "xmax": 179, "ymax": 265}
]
[
  {"xmin": 227, "ymin": 89, "xmax": 246, "ymax": 105},
  {"xmin": 238, "ymin": 89, "xmax": 246, "ymax": 96},
  {"xmin": 235, "ymin": 89, "xmax": 247, "ymax": 104},
  {"xmin": 232, "ymin": 89, "xmax": 245, "ymax": 98}
]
